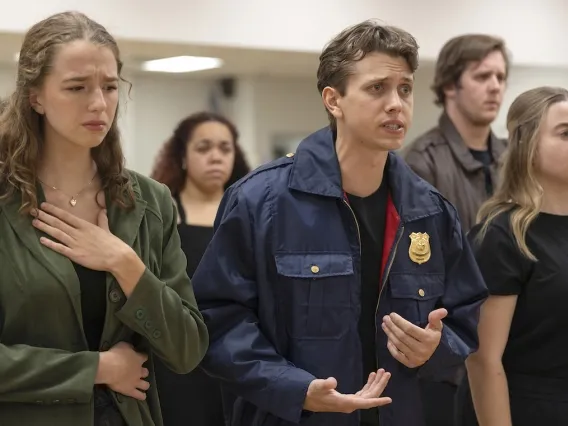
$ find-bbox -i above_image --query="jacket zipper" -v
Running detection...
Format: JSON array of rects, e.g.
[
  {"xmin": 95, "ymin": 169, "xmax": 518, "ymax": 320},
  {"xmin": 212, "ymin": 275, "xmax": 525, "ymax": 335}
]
[
  {"xmin": 344, "ymin": 198, "xmax": 405, "ymax": 423},
  {"xmin": 343, "ymin": 199, "xmax": 407, "ymax": 369},
  {"xmin": 375, "ymin": 225, "xmax": 404, "ymax": 347},
  {"xmin": 342, "ymin": 198, "xmax": 366, "ymax": 352},
  {"xmin": 342, "ymin": 198, "xmax": 361, "ymax": 255},
  {"xmin": 375, "ymin": 225, "xmax": 403, "ymax": 426}
]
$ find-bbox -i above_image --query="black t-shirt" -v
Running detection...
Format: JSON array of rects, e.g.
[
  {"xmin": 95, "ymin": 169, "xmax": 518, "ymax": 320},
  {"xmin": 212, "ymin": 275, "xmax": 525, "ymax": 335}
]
[
  {"xmin": 468, "ymin": 210, "xmax": 568, "ymax": 379},
  {"xmin": 346, "ymin": 172, "xmax": 389, "ymax": 426},
  {"xmin": 469, "ymin": 147, "xmax": 494, "ymax": 196},
  {"xmin": 74, "ymin": 263, "xmax": 106, "ymax": 351}
]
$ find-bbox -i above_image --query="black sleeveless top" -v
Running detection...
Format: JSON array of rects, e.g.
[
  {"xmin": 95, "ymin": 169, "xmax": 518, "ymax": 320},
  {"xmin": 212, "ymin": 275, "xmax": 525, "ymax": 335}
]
[
  {"xmin": 173, "ymin": 194, "xmax": 214, "ymax": 277},
  {"xmin": 154, "ymin": 194, "xmax": 222, "ymax": 426}
]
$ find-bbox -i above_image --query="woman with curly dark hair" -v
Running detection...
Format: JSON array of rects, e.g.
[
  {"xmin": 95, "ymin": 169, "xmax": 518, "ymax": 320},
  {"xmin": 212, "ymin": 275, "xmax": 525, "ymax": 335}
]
[
  {"xmin": 150, "ymin": 111, "xmax": 250, "ymax": 426},
  {"xmin": 0, "ymin": 11, "xmax": 208, "ymax": 426}
]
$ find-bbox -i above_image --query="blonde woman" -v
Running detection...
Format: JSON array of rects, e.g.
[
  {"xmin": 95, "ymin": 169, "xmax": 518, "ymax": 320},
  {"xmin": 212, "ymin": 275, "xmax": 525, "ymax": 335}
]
[{"xmin": 462, "ymin": 86, "xmax": 568, "ymax": 425}]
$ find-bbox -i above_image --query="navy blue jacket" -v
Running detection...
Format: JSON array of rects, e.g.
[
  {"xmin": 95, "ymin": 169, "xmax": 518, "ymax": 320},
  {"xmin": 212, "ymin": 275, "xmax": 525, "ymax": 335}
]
[{"xmin": 192, "ymin": 127, "xmax": 488, "ymax": 426}]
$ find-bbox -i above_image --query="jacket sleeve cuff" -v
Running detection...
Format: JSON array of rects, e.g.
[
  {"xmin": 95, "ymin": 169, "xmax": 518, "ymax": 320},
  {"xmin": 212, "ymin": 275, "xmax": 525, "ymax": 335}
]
[
  {"xmin": 266, "ymin": 367, "xmax": 316, "ymax": 423},
  {"xmin": 418, "ymin": 326, "xmax": 465, "ymax": 384},
  {"xmin": 115, "ymin": 268, "xmax": 166, "ymax": 341}
]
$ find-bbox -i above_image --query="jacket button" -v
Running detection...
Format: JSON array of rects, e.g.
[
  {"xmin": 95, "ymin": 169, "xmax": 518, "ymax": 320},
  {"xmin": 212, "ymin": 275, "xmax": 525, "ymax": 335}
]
[
  {"xmin": 418, "ymin": 289, "xmax": 425, "ymax": 297},
  {"xmin": 144, "ymin": 321, "xmax": 153, "ymax": 330},
  {"xmin": 152, "ymin": 330, "xmax": 162, "ymax": 339},
  {"xmin": 109, "ymin": 289, "xmax": 122, "ymax": 303},
  {"xmin": 286, "ymin": 152, "xmax": 295, "ymax": 158},
  {"xmin": 310, "ymin": 265, "xmax": 319, "ymax": 274},
  {"xmin": 136, "ymin": 309, "xmax": 145, "ymax": 320}
]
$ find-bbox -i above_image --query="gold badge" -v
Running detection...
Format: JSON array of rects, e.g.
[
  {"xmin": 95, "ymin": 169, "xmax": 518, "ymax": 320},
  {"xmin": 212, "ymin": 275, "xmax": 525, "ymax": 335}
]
[{"xmin": 409, "ymin": 232, "xmax": 431, "ymax": 264}]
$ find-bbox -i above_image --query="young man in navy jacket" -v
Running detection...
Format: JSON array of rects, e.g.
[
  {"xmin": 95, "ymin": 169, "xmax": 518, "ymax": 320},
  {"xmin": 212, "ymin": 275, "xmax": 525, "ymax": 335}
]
[{"xmin": 192, "ymin": 20, "xmax": 488, "ymax": 426}]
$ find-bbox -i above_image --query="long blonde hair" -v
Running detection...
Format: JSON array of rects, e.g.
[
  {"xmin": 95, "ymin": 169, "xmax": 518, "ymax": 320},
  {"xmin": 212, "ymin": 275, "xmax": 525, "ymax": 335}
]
[
  {"xmin": 0, "ymin": 11, "xmax": 134, "ymax": 213},
  {"xmin": 477, "ymin": 86, "xmax": 568, "ymax": 260}
]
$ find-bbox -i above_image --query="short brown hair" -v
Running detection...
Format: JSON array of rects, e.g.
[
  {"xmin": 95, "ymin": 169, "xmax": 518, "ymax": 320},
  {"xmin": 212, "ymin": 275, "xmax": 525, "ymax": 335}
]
[
  {"xmin": 432, "ymin": 34, "xmax": 509, "ymax": 106},
  {"xmin": 317, "ymin": 20, "xmax": 419, "ymax": 128}
]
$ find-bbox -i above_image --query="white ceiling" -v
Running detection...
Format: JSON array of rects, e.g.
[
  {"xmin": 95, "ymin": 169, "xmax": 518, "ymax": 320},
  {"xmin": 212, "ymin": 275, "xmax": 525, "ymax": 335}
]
[{"xmin": 2, "ymin": 1, "xmax": 565, "ymax": 68}]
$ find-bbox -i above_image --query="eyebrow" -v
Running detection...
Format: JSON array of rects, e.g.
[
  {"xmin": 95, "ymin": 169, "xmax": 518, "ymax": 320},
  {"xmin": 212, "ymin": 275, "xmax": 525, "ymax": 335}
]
[
  {"xmin": 554, "ymin": 122, "xmax": 568, "ymax": 130},
  {"xmin": 369, "ymin": 76, "xmax": 414, "ymax": 84},
  {"xmin": 196, "ymin": 138, "xmax": 232, "ymax": 145},
  {"xmin": 473, "ymin": 69, "xmax": 506, "ymax": 77},
  {"xmin": 62, "ymin": 76, "xmax": 119, "ymax": 83}
]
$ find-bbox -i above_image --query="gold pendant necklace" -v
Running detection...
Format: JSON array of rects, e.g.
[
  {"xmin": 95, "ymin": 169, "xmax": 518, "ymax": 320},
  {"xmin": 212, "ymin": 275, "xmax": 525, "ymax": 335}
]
[{"xmin": 38, "ymin": 168, "xmax": 98, "ymax": 207}]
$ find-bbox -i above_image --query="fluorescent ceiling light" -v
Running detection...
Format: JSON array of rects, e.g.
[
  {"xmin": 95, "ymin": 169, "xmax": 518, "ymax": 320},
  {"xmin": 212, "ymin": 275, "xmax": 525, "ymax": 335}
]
[{"xmin": 141, "ymin": 55, "xmax": 223, "ymax": 73}]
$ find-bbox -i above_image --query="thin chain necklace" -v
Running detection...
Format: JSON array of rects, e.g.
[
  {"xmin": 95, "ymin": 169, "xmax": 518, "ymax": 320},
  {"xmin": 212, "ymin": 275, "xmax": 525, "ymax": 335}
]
[{"xmin": 38, "ymin": 167, "xmax": 98, "ymax": 207}]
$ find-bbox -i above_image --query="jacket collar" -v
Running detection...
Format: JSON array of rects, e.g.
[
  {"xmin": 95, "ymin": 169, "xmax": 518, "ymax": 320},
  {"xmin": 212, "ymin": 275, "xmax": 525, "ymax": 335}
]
[
  {"xmin": 2, "ymin": 173, "xmax": 147, "ymax": 328},
  {"xmin": 439, "ymin": 112, "xmax": 506, "ymax": 172},
  {"xmin": 288, "ymin": 127, "xmax": 442, "ymax": 223}
]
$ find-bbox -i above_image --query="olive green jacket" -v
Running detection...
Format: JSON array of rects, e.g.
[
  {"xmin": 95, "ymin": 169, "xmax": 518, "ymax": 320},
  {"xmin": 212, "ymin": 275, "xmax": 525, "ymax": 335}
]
[{"xmin": 0, "ymin": 171, "xmax": 209, "ymax": 426}]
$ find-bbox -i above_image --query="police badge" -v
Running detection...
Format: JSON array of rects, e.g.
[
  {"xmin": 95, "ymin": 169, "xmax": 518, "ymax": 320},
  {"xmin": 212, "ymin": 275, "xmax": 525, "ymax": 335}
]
[{"xmin": 408, "ymin": 232, "xmax": 431, "ymax": 264}]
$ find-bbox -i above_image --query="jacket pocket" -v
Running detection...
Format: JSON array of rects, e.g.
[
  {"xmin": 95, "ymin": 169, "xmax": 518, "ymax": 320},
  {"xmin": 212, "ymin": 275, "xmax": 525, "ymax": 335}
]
[
  {"xmin": 389, "ymin": 273, "xmax": 444, "ymax": 326},
  {"xmin": 275, "ymin": 252, "xmax": 353, "ymax": 340}
]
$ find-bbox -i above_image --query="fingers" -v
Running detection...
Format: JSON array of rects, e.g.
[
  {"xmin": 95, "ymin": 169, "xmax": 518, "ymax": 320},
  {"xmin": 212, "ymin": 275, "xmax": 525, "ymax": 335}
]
[
  {"xmin": 306, "ymin": 377, "xmax": 338, "ymax": 402},
  {"xmin": 32, "ymin": 215, "xmax": 75, "ymax": 247},
  {"xmin": 304, "ymin": 377, "xmax": 338, "ymax": 412},
  {"xmin": 138, "ymin": 352, "xmax": 149, "ymax": 363},
  {"xmin": 340, "ymin": 395, "xmax": 392, "ymax": 412},
  {"xmin": 141, "ymin": 368, "xmax": 149, "ymax": 379},
  {"xmin": 354, "ymin": 369, "xmax": 392, "ymax": 411},
  {"xmin": 383, "ymin": 311, "xmax": 444, "ymax": 369},
  {"xmin": 386, "ymin": 339, "xmax": 416, "ymax": 368},
  {"xmin": 39, "ymin": 237, "xmax": 73, "ymax": 257},
  {"xmin": 355, "ymin": 371, "xmax": 376, "ymax": 396},
  {"xmin": 315, "ymin": 377, "xmax": 337, "ymax": 392},
  {"xmin": 382, "ymin": 314, "xmax": 424, "ymax": 367},
  {"xmin": 34, "ymin": 207, "xmax": 77, "ymax": 232},
  {"xmin": 382, "ymin": 317, "xmax": 419, "ymax": 353},
  {"xmin": 358, "ymin": 369, "xmax": 388, "ymax": 398},
  {"xmin": 355, "ymin": 396, "xmax": 392, "ymax": 409},
  {"xmin": 386, "ymin": 313, "xmax": 426, "ymax": 342},
  {"xmin": 306, "ymin": 374, "xmax": 393, "ymax": 414},
  {"xmin": 426, "ymin": 308, "xmax": 448, "ymax": 331},
  {"xmin": 365, "ymin": 369, "xmax": 391, "ymax": 397},
  {"xmin": 129, "ymin": 389, "xmax": 147, "ymax": 401},
  {"xmin": 40, "ymin": 203, "xmax": 83, "ymax": 228},
  {"xmin": 137, "ymin": 379, "xmax": 150, "ymax": 392}
]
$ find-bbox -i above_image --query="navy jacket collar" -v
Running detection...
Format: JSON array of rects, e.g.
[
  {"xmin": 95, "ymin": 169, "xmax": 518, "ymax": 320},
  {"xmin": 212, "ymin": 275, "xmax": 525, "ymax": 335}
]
[{"xmin": 288, "ymin": 127, "xmax": 442, "ymax": 223}]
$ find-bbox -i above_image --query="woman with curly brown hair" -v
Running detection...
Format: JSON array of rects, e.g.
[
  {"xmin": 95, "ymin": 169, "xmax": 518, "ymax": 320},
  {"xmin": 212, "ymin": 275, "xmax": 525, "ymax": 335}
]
[
  {"xmin": 0, "ymin": 11, "xmax": 208, "ymax": 426},
  {"xmin": 150, "ymin": 111, "xmax": 250, "ymax": 426}
]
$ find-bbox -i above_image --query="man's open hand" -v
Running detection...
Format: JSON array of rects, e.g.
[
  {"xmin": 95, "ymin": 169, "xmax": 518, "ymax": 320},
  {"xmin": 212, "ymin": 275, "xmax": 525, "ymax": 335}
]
[{"xmin": 303, "ymin": 369, "xmax": 392, "ymax": 414}]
